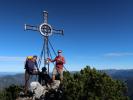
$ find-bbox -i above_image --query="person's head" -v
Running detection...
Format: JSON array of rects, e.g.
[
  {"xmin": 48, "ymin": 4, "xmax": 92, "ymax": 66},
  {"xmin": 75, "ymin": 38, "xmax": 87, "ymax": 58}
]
[
  {"xmin": 32, "ymin": 55, "xmax": 37, "ymax": 61},
  {"xmin": 57, "ymin": 50, "xmax": 62, "ymax": 56}
]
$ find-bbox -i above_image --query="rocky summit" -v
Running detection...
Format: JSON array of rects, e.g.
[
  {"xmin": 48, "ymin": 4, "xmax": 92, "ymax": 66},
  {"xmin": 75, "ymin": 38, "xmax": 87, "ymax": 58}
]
[{"xmin": 17, "ymin": 80, "xmax": 61, "ymax": 100}]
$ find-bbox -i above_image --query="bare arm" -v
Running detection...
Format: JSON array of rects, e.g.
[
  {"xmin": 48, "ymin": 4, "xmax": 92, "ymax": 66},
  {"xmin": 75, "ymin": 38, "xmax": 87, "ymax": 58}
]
[{"xmin": 48, "ymin": 58, "xmax": 56, "ymax": 62}]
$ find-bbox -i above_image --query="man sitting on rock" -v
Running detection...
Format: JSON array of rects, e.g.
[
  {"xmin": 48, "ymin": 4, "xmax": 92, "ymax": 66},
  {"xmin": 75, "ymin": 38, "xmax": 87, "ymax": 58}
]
[{"xmin": 38, "ymin": 67, "xmax": 52, "ymax": 87}]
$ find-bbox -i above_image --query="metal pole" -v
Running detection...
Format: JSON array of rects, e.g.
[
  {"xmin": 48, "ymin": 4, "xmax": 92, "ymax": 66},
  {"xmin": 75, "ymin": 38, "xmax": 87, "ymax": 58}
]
[
  {"xmin": 47, "ymin": 37, "xmax": 50, "ymax": 74},
  {"xmin": 44, "ymin": 36, "xmax": 49, "ymax": 74},
  {"xmin": 44, "ymin": 37, "xmax": 46, "ymax": 69}
]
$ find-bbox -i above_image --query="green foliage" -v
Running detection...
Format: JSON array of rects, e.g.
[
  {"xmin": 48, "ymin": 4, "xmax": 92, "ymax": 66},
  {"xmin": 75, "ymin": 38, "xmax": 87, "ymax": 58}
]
[
  {"xmin": 62, "ymin": 66, "xmax": 129, "ymax": 100},
  {"xmin": 0, "ymin": 84, "xmax": 22, "ymax": 100}
]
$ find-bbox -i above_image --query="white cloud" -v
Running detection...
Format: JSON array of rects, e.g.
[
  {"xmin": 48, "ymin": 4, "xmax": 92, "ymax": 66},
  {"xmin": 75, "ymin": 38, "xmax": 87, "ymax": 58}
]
[
  {"xmin": 0, "ymin": 56, "xmax": 26, "ymax": 62},
  {"xmin": 104, "ymin": 52, "xmax": 133, "ymax": 57}
]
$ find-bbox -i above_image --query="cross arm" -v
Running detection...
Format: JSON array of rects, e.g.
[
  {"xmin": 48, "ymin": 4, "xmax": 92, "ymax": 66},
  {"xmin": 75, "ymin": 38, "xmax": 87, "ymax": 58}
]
[
  {"xmin": 52, "ymin": 28, "xmax": 64, "ymax": 35},
  {"xmin": 43, "ymin": 11, "xmax": 48, "ymax": 23},
  {"xmin": 24, "ymin": 24, "xmax": 39, "ymax": 31}
]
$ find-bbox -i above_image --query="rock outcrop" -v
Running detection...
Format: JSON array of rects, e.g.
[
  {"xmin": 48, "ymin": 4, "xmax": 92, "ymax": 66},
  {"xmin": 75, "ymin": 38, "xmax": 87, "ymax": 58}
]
[{"xmin": 17, "ymin": 80, "xmax": 61, "ymax": 100}]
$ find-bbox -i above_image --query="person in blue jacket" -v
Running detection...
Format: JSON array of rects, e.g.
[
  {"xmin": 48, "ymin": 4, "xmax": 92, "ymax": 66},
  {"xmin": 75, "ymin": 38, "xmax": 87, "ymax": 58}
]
[{"xmin": 24, "ymin": 55, "xmax": 39, "ymax": 94}]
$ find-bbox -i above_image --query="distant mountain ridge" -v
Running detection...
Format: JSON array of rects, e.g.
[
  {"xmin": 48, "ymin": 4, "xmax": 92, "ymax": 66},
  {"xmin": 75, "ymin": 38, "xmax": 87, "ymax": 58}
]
[
  {"xmin": 1, "ymin": 69, "xmax": 133, "ymax": 79},
  {"xmin": 0, "ymin": 72, "xmax": 20, "ymax": 77},
  {"xmin": 101, "ymin": 69, "xmax": 133, "ymax": 79}
]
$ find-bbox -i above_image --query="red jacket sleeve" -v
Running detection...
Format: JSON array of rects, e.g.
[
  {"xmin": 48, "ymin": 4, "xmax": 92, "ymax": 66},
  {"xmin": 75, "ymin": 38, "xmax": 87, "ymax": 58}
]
[{"xmin": 62, "ymin": 57, "xmax": 65, "ymax": 64}]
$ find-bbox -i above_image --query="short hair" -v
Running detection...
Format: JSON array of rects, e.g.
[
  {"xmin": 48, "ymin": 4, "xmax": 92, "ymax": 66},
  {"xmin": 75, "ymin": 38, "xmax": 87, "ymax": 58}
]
[{"xmin": 33, "ymin": 55, "xmax": 37, "ymax": 58}]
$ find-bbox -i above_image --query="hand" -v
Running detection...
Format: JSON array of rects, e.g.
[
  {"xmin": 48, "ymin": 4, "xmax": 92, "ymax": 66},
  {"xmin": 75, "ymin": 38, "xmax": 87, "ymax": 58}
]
[{"xmin": 47, "ymin": 58, "xmax": 51, "ymax": 61}]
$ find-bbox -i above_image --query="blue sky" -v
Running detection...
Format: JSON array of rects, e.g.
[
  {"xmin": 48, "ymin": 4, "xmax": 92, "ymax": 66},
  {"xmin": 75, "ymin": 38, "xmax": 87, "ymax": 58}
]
[{"xmin": 0, "ymin": 0, "xmax": 133, "ymax": 72}]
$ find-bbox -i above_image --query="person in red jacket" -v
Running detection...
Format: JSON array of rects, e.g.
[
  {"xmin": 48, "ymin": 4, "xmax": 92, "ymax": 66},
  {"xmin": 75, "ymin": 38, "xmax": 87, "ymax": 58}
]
[{"xmin": 48, "ymin": 50, "xmax": 65, "ymax": 81}]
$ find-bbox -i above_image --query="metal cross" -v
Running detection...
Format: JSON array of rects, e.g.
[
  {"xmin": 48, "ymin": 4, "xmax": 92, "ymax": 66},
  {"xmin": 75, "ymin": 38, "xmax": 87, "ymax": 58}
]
[{"xmin": 24, "ymin": 11, "xmax": 64, "ymax": 74}]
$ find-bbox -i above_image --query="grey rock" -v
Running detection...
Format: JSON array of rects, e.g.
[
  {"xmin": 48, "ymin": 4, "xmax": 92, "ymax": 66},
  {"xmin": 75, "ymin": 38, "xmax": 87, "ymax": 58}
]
[{"xmin": 17, "ymin": 80, "xmax": 61, "ymax": 100}]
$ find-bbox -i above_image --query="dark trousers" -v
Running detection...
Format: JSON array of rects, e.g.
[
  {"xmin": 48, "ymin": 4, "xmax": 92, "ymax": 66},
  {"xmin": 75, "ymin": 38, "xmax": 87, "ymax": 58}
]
[{"xmin": 24, "ymin": 70, "xmax": 38, "ymax": 94}]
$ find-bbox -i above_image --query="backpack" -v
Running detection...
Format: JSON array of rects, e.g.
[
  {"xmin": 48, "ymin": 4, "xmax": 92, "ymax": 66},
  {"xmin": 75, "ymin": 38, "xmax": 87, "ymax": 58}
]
[{"xmin": 24, "ymin": 56, "xmax": 33, "ymax": 69}]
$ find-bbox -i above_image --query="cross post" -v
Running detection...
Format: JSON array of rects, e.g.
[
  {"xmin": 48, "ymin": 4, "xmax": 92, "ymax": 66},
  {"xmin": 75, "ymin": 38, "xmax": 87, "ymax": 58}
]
[{"xmin": 24, "ymin": 11, "xmax": 64, "ymax": 74}]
